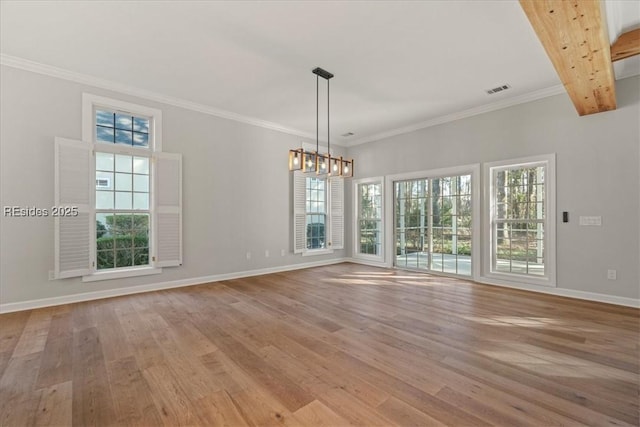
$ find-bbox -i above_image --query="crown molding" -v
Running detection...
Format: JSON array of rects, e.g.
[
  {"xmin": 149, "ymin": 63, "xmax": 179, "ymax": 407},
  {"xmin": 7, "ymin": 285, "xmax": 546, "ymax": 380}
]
[
  {"xmin": 3, "ymin": 53, "xmax": 636, "ymax": 150},
  {"xmin": 0, "ymin": 53, "xmax": 345, "ymax": 145},
  {"xmin": 346, "ymin": 84, "xmax": 567, "ymax": 147}
]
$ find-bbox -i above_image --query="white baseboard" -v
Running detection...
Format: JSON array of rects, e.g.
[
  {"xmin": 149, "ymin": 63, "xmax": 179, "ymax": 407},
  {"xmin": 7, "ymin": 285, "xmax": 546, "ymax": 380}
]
[
  {"xmin": 476, "ymin": 277, "xmax": 640, "ymax": 308},
  {"xmin": 344, "ymin": 257, "xmax": 390, "ymax": 268},
  {"xmin": 346, "ymin": 258, "xmax": 640, "ymax": 308},
  {"xmin": 0, "ymin": 258, "xmax": 346, "ymax": 314},
  {"xmin": 3, "ymin": 258, "xmax": 638, "ymax": 313}
]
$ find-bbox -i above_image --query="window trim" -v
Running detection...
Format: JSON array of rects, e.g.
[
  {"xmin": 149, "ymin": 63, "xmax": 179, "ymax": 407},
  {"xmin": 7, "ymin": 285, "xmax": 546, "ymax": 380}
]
[
  {"xmin": 482, "ymin": 154, "xmax": 556, "ymax": 288},
  {"xmin": 352, "ymin": 177, "xmax": 385, "ymax": 263},
  {"xmin": 384, "ymin": 164, "xmax": 481, "ymax": 280},
  {"xmin": 82, "ymin": 94, "xmax": 163, "ymax": 281}
]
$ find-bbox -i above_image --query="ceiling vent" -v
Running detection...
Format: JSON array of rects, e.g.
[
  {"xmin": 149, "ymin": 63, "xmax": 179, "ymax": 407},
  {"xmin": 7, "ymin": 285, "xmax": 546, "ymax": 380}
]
[
  {"xmin": 341, "ymin": 132, "xmax": 355, "ymax": 137},
  {"xmin": 486, "ymin": 84, "xmax": 511, "ymax": 95}
]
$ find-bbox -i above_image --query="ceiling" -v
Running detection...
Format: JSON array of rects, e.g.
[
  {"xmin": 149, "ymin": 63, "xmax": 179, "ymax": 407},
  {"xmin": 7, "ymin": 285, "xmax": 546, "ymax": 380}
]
[{"xmin": 1, "ymin": 1, "xmax": 638, "ymax": 146}]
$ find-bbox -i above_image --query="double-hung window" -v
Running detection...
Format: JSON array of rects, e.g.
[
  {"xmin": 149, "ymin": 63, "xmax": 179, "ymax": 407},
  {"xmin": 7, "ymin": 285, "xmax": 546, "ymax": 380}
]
[
  {"xmin": 483, "ymin": 155, "xmax": 556, "ymax": 287},
  {"xmin": 306, "ymin": 177, "xmax": 327, "ymax": 249},
  {"xmin": 53, "ymin": 94, "xmax": 182, "ymax": 281},
  {"xmin": 293, "ymin": 171, "xmax": 344, "ymax": 255}
]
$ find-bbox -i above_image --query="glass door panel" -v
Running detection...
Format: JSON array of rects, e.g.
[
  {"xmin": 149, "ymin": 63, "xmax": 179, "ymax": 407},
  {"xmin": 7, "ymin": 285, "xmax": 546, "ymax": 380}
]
[{"xmin": 394, "ymin": 174, "xmax": 472, "ymax": 276}]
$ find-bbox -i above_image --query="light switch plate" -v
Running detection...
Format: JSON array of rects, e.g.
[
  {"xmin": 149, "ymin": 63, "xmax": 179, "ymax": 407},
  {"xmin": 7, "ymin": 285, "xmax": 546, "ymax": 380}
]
[{"xmin": 579, "ymin": 216, "xmax": 602, "ymax": 226}]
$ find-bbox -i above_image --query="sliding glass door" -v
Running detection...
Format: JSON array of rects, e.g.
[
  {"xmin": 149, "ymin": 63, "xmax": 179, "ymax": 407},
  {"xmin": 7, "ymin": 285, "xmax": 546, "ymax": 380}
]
[{"xmin": 394, "ymin": 174, "xmax": 472, "ymax": 276}]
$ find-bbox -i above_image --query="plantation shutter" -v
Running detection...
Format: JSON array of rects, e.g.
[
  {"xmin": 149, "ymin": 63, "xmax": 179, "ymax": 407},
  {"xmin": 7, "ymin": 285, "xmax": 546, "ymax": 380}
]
[
  {"xmin": 293, "ymin": 171, "xmax": 307, "ymax": 253},
  {"xmin": 154, "ymin": 152, "xmax": 182, "ymax": 267},
  {"xmin": 54, "ymin": 137, "xmax": 92, "ymax": 278},
  {"xmin": 329, "ymin": 177, "xmax": 344, "ymax": 250}
]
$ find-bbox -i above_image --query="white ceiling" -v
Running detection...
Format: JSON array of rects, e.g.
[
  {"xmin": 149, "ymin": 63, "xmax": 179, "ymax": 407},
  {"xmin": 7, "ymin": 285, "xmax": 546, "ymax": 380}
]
[{"xmin": 1, "ymin": 1, "xmax": 638, "ymax": 146}]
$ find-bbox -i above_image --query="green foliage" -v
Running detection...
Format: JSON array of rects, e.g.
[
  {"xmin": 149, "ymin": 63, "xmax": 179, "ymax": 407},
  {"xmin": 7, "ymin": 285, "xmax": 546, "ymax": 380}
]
[
  {"xmin": 306, "ymin": 222, "xmax": 325, "ymax": 249},
  {"xmin": 96, "ymin": 236, "xmax": 149, "ymax": 269},
  {"xmin": 96, "ymin": 214, "xmax": 149, "ymax": 269},
  {"xmin": 105, "ymin": 214, "xmax": 149, "ymax": 236},
  {"xmin": 96, "ymin": 220, "xmax": 107, "ymax": 239}
]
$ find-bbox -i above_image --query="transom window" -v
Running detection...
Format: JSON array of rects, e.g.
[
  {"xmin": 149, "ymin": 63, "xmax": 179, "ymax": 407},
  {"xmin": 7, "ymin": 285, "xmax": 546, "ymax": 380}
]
[{"xmin": 96, "ymin": 109, "xmax": 150, "ymax": 147}]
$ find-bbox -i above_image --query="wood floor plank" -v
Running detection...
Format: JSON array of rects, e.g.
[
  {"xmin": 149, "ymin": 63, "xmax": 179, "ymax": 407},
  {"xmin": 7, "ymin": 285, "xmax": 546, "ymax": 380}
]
[
  {"xmin": 228, "ymin": 389, "xmax": 299, "ymax": 427},
  {"xmin": 32, "ymin": 380, "xmax": 72, "ymax": 427},
  {"xmin": 71, "ymin": 326, "xmax": 117, "ymax": 426},
  {"xmin": 0, "ymin": 352, "xmax": 42, "ymax": 426},
  {"xmin": 316, "ymin": 387, "xmax": 399, "ymax": 426},
  {"xmin": 293, "ymin": 399, "xmax": 353, "ymax": 427},
  {"xmin": 0, "ymin": 263, "xmax": 637, "ymax": 426},
  {"xmin": 115, "ymin": 302, "xmax": 166, "ymax": 370},
  {"xmin": 193, "ymin": 390, "xmax": 250, "ymax": 427},
  {"xmin": 141, "ymin": 363, "xmax": 202, "ymax": 426},
  {"xmin": 0, "ymin": 310, "xmax": 30, "ymax": 354},
  {"xmin": 435, "ymin": 385, "xmax": 534, "ymax": 427},
  {"xmin": 106, "ymin": 356, "xmax": 163, "ymax": 426},
  {"xmin": 11, "ymin": 309, "xmax": 52, "ymax": 357},
  {"xmin": 267, "ymin": 331, "xmax": 391, "ymax": 408},
  {"xmin": 377, "ymin": 396, "xmax": 448, "ymax": 427},
  {"xmin": 441, "ymin": 354, "xmax": 637, "ymax": 426},
  {"xmin": 328, "ymin": 350, "xmax": 493, "ymax": 427},
  {"xmin": 34, "ymin": 335, "xmax": 72, "ymax": 389},
  {"xmin": 214, "ymin": 333, "xmax": 315, "ymax": 412},
  {"xmin": 95, "ymin": 302, "xmax": 134, "ymax": 363}
]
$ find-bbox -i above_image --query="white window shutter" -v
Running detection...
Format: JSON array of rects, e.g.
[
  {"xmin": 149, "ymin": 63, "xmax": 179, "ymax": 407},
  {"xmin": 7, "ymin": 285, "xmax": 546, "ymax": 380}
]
[
  {"xmin": 329, "ymin": 177, "xmax": 344, "ymax": 249},
  {"xmin": 154, "ymin": 152, "xmax": 182, "ymax": 267},
  {"xmin": 54, "ymin": 137, "xmax": 92, "ymax": 278},
  {"xmin": 293, "ymin": 171, "xmax": 307, "ymax": 254}
]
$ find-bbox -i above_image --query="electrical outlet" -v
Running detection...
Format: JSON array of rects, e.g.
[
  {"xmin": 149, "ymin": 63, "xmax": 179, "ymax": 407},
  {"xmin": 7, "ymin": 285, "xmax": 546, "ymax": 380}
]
[
  {"xmin": 246, "ymin": 252, "xmax": 251, "ymax": 260},
  {"xmin": 607, "ymin": 269, "xmax": 617, "ymax": 280},
  {"xmin": 265, "ymin": 250, "xmax": 269, "ymax": 258},
  {"xmin": 281, "ymin": 249, "xmax": 286, "ymax": 257},
  {"xmin": 48, "ymin": 270, "xmax": 56, "ymax": 281}
]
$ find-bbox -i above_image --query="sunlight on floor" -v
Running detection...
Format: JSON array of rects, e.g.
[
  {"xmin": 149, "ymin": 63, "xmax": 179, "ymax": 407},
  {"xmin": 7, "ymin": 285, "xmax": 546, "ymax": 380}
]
[{"xmin": 466, "ymin": 316, "xmax": 561, "ymax": 327}]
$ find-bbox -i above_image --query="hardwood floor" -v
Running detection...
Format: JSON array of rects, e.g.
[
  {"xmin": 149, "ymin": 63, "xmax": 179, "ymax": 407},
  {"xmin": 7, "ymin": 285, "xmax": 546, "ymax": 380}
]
[{"xmin": 0, "ymin": 263, "xmax": 638, "ymax": 426}]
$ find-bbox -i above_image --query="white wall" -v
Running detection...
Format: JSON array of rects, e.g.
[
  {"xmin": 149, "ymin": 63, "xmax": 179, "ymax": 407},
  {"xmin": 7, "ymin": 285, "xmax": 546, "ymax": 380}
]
[
  {"xmin": 346, "ymin": 75, "xmax": 640, "ymax": 300},
  {"xmin": 0, "ymin": 65, "xmax": 345, "ymax": 307},
  {"xmin": 1, "ymin": 64, "xmax": 638, "ymax": 308}
]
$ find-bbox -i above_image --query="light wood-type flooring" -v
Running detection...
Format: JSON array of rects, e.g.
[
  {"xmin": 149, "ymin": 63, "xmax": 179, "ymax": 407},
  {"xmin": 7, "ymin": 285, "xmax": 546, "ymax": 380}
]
[{"xmin": 1, "ymin": 263, "xmax": 639, "ymax": 426}]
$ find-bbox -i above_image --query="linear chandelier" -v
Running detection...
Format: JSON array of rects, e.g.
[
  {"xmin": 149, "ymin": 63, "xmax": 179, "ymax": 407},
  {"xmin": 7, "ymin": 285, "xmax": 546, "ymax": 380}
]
[{"xmin": 288, "ymin": 67, "xmax": 354, "ymax": 178}]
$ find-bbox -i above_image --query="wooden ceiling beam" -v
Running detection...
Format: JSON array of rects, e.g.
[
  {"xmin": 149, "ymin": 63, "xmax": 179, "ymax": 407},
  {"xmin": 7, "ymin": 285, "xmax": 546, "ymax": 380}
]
[
  {"xmin": 519, "ymin": 0, "xmax": 616, "ymax": 116},
  {"xmin": 611, "ymin": 28, "xmax": 640, "ymax": 62}
]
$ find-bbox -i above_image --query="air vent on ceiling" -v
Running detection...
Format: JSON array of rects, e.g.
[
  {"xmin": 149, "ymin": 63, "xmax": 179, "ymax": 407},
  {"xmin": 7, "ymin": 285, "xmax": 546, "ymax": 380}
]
[
  {"xmin": 341, "ymin": 132, "xmax": 355, "ymax": 137},
  {"xmin": 486, "ymin": 84, "xmax": 511, "ymax": 95}
]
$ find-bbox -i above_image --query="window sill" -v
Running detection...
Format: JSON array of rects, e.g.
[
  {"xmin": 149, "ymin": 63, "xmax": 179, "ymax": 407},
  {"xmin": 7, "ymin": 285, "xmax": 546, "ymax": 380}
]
[
  {"xmin": 82, "ymin": 266, "xmax": 162, "ymax": 282},
  {"xmin": 302, "ymin": 249, "xmax": 334, "ymax": 257},
  {"xmin": 480, "ymin": 272, "xmax": 556, "ymax": 288}
]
